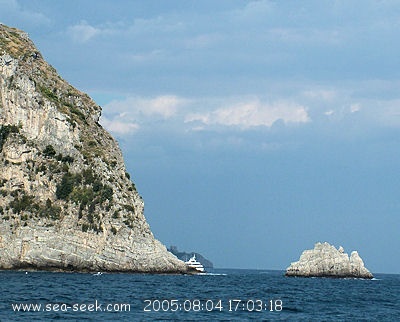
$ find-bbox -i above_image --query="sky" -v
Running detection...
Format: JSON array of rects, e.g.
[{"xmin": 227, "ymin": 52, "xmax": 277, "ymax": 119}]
[{"xmin": 1, "ymin": 0, "xmax": 400, "ymax": 273}]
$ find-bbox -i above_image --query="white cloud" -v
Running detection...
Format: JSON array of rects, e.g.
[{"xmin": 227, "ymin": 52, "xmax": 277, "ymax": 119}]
[
  {"xmin": 302, "ymin": 89, "xmax": 336, "ymax": 101},
  {"xmin": 325, "ymin": 110, "xmax": 335, "ymax": 116},
  {"xmin": 99, "ymin": 89, "xmax": 400, "ymax": 139},
  {"xmin": 350, "ymin": 103, "xmax": 361, "ymax": 113},
  {"xmin": 323, "ymin": 102, "xmax": 361, "ymax": 120},
  {"xmin": 67, "ymin": 20, "xmax": 100, "ymax": 43},
  {"xmin": 105, "ymin": 95, "xmax": 186, "ymax": 119},
  {"xmin": 100, "ymin": 117, "xmax": 139, "ymax": 135},
  {"xmin": 127, "ymin": 15, "xmax": 185, "ymax": 35},
  {"xmin": 0, "ymin": 0, "xmax": 51, "ymax": 26},
  {"xmin": 101, "ymin": 94, "xmax": 314, "ymax": 136},
  {"xmin": 185, "ymin": 99, "xmax": 310, "ymax": 128},
  {"xmin": 100, "ymin": 94, "xmax": 189, "ymax": 135},
  {"xmin": 142, "ymin": 95, "xmax": 184, "ymax": 118}
]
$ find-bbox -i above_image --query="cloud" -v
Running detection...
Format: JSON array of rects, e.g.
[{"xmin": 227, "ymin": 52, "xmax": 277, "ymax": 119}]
[
  {"xmin": 129, "ymin": 16, "xmax": 185, "ymax": 35},
  {"xmin": 100, "ymin": 95, "xmax": 188, "ymax": 135},
  {"xmin": 105, "ymin": 95, "xmax": 186, "ymax": 119},
  {"xmin": 302, "ymin": 89, "xmax": 337, "ymax": 101},
  {"xmin": 0, "ymin": 0, "xmax": 51, "ymax": 27},
  {"xmin": 325, "ymin": 110, "xmax": 334, "ymax": 116},
  {"xmin": 141, "ymin": 95, "xmax": 184, "ymax": 118},
  {"xmin": 35, "ymin": 0, "xmax": 400, "ymax": 102},
  {"xmin": 100, "ymin": 94, "xmax": 311, "ymax": 137},
  {"xmin": 185, "ymin": 99, "xmax": 310, "ymax": 129},
  {"xmin": 99, "ymin": 87, "xmax": 400, "ymax": 142},
  {"xmin": 350, "ymin": 103, "xmax": 361, "ymax": 113},
  {"xmin": 100, "ymin": 117, "xmax": 139, "ymax": 135},
  {"xmin": 67, "ymin": 20, "xmax": 100, "ymax": 43}
]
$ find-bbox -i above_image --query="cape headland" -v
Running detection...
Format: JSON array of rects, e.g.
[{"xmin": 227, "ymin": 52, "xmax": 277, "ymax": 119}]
[
  {"xmin": 0, "ymin": 24, "xmax": 188, "ymax": 273},
  {"xmin": 285, "ymin": 242, "xmax": 373, "ymax": 279}
]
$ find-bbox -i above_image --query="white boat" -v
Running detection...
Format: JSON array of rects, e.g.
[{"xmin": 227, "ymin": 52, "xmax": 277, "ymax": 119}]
[{"xmin": 185, "ymin": 254, "xmax": 205, "ymax": 272}]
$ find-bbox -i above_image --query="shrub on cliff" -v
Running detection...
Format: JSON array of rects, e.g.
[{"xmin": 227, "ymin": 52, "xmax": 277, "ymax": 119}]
[
  {"xmin": 56, "ymin": 172, "xmax": 81, "ymax": 200},
  {"xmin": 0, "ymin": 124, "xmax": 20, "ymax": 152},
  {"xmin": 43, "ymin": 145, "xmax": 56, "ymax": 158},
  {"xmin": 9, "ymin": 194, "xmax": 35, "ymax": 214}
]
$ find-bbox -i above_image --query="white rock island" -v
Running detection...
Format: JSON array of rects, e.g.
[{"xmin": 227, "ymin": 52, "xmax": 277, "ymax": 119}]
[{"xmin": 285, "ymin": 242, "xmax": 373, "ymax": 279}]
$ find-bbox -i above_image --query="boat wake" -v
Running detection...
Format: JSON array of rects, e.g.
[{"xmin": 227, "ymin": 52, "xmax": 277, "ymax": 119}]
[{"xmin": 197, "ymin": 272, "xmax": 227, "ymax": 276}]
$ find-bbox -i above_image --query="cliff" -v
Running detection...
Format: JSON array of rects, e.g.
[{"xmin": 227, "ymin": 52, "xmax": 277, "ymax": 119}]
[
  {"xmin": 285, "ymin": 242, "xmax": 373, "ymax": 279},
  {"xmin": 0, "ymin": 24, "xmax": 188, "ymax": 273}
]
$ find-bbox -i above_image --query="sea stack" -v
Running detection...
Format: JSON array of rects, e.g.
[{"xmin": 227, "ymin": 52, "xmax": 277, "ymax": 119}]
[
  {"xmin": 285, "ymin": 242, "xmax": 373, "ymax": 279},
  {"xmin": 0, "ymin": 24, "xmax": 187, "ymax": 273}
]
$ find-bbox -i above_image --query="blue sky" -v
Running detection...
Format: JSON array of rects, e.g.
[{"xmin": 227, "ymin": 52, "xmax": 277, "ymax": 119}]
[{"xmin": 1, "ymin": 0, "xmax": 400, "ymax": 273}]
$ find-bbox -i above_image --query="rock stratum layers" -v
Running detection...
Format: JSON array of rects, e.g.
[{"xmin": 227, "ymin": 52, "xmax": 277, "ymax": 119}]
[
  {"xmin": 285, "ymin": 242, "xmax": 373, "ymax": 278},
  {"xmin": 0, "ymin": 24, "xmax": 188, "ymax": 273}
]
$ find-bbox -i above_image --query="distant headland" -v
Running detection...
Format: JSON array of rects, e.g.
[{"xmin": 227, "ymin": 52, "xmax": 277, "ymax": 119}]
[{"xmin": 168, "ymin": 246, "xmax": 214, "ymax": 269}]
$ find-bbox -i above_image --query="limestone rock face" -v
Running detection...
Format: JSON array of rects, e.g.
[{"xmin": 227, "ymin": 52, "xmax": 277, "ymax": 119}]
[
  {"xmin": 285, "ymin": 242, "xmax": 373, "ymax": 279},
  {"xmin": 0, "ymin": 24, "xmax": 187, "ymax": 273}
]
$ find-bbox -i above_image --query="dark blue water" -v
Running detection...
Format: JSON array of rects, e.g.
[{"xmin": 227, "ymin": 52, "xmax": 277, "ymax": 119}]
[{"xmin": 0, "ymin": 269, "xmax": 399, "ymax": 321}]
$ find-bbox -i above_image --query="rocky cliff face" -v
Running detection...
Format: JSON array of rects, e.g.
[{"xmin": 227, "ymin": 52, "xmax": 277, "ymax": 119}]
[
  {"xmin": 0, "ymin": 24, "xmax": 187, "ymax": 273},
  {"xmin": 285, "ymin": 242, "xmax": 373, "ymax": 278}
]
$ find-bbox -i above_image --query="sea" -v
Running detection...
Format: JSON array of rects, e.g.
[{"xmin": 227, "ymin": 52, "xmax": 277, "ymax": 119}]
[{"xmin": 0, "ymin": 269, "xmax": 399, "ymax": 321}]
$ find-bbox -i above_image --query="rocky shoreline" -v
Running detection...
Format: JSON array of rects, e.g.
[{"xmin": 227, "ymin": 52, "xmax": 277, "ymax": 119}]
[{"xmin": 285, "ymin": 242, "xmax": 373, "ymax": 279}]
